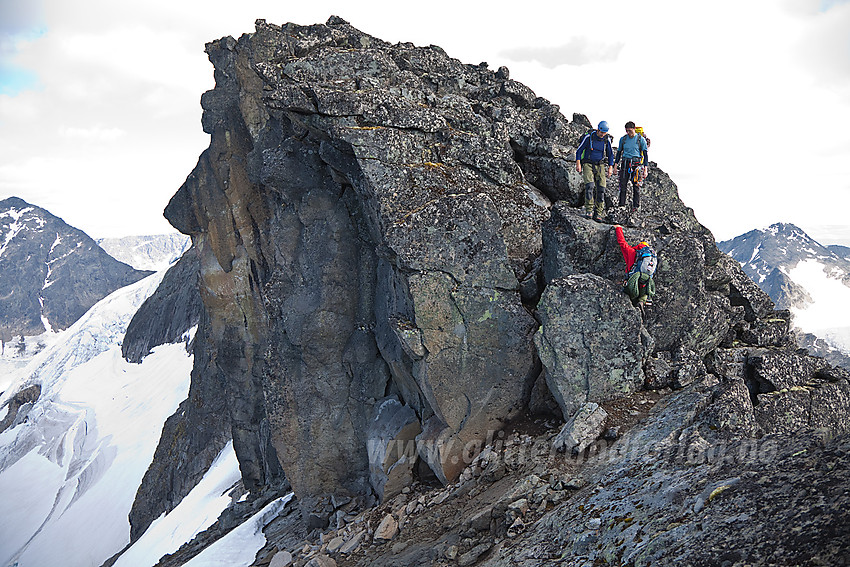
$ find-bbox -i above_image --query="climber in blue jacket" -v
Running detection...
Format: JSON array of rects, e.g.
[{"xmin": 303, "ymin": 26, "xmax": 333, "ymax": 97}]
[{"xmin": 575, "ymin": 121, "xmax": 614, "ymax": 221}]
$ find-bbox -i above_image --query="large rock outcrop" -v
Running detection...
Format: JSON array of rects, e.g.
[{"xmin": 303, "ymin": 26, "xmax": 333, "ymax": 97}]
[{"xmin": 140, "ymin": 17, "xmax": 848, "ymax": 534}]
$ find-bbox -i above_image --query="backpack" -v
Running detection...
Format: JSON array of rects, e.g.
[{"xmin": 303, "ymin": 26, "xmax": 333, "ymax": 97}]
[
  {"xmin": 624, "ymin": 271, "xmax": 655, "ymax": 302},
  {"xmin": 628, "ymin": 245, "xmax": 657, "ymax": 277},
  {"xmin": 635, "ymin": 126, "xmax": 651, "ymax": 148}
]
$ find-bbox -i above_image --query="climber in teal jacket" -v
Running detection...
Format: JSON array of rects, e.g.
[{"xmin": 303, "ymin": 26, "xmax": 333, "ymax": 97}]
[
  {"xmin": 614, "ymin": 121, "xmax": 649, "ymax": 211},
  {"xmin": 575, "ymin": 121, "xmax": 614, "ymax": 221}
]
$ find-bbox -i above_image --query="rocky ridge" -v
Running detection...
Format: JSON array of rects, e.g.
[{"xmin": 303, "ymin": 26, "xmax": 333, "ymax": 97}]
[{"xmin": 121, "ymin": 17, "xmax": 850, "ymax": 566}]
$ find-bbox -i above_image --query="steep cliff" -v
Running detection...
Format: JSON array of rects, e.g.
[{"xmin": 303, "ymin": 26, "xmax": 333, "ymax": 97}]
[{"xmin": 135, "ymin": 16, "xmax": 850, "ymax": 549}]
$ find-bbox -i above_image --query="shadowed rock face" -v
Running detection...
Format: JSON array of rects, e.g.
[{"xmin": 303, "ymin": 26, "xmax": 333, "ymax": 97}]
[
  {"xmin": 151, "ymin": 16, "xmax": 847, "ymax": 527},
  {"xmin": 162, "ymin": 17, "xmax": 554, "ymax": 515}
]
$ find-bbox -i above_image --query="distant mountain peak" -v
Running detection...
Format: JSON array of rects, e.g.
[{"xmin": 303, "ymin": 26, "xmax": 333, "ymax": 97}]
[
  {"xmin": 0, "ymin": 198, "xmax": 153, "ymax": 340},
  {"xmin": 97, "ymin": 234, "xmax": 191, "ymax": 271},
  {"xmin": 719, "ymin": 223, "xmax": 850, "ymax": 366}
]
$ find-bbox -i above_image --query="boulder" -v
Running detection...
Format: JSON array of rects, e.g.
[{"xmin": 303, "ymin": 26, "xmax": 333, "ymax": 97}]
[
  {"xmin": 367, "ymin": 397, "xmax": 421, "ymax": 501},
  {"xmin": 535, "ymin": 274, "xmax": 645, "ymax": 419},
  {"xmin": 552, "ymin": 402, "xmax": 609, "ymax": 454}
]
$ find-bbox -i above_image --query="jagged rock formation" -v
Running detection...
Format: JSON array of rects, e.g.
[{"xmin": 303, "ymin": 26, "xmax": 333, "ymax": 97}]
[
  {"xmin": 134, "ymin": 17, "xmax": 850, "ymax": 559},
  {"xmin": 0, "ymin": 196, "xmax": 152, "ymax": 341},
  {"xmin": 121, "ymin": 247, "xmax": 202, "ymax": 363}
]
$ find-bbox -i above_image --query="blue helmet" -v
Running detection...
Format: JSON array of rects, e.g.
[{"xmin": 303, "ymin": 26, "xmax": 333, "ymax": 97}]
[{"xmin": 598, "ymin": 121, "xmax": 609, "ymax": 133}]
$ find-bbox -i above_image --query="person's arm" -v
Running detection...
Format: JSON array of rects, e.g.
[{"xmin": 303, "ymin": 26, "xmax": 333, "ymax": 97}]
[
  {"xmin": 641, "ymin": 136, "xmax": 649, "ymax": 165},
  {"xmin": 606, "ymin": 137, "xmax": 614, "ymax": 176},
  {"xmin": 575, "ymin": 135, "xmax": 588, "ymax": 172},
  {"xmin": 614, "ymin": 138, "xmax": 623, "ymax": 167},
  {"xmin": 614, "ymin": 225, "xmax": 636, "ymax": 266}
]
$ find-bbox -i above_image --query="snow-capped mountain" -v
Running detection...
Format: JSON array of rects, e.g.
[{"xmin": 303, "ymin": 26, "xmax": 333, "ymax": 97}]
[
  {"xmin": 0, "ymin": 197, "xmax": 152, "ymax": 340},
  {"xmin": 0, "ymin": 260, "xmax": 289, "ymax": 567},
  {"xmin": 719, "ymin": 222, "xmax": 850, "ymax": 362},
  {"xmin": 97, "ymin": 233, "xmax": 191, "ymax": 272}
]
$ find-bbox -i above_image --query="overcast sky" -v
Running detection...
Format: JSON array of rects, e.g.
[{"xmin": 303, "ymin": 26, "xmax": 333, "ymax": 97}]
[{"xmin": 1, "ymin": 0, "xmax": 849, "ymax": 245}]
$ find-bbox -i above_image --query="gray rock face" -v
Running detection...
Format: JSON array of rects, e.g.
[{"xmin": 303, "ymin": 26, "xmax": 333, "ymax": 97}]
[
  {"xmin": 0, "ymin": 384, "xmax": 40, "ymax": 434},
  {"xmin": 535, "ymin": 274, "xmax": 645, "ymax": 419},
  {"xmin": 0, "ymin": 196, "xmax": 152, "ymax": 340},
  {"xmin": 367, "ymin": 397, "xmax": 421, "ymax": 501},
  {"xmin": 146, "ymin": 17, "xmax": 849, "ymax": 538},
  {"xmin": 161, "ymin": 17, "xmax": 550, "ymax": 514}
]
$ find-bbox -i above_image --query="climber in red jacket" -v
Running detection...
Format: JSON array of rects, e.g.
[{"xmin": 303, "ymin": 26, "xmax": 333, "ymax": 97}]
[{"xmin": 614, "ymin": 225, "xmax": 656, "ymax": 308}]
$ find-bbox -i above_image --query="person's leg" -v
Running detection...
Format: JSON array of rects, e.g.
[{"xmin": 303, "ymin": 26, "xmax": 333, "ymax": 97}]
[
  {"xmin": 618, "ymin": 165, "xmax": 627, "ymax": 207},
  {"xmin": 582, "ymin": 165, "xmax": 595, "ymax": 217},
  {"xmin": 593, "ymin": 164, "xmax": 606, "ymax": 219},
  {"xmin": 632, "ymin": 175, "xmax": 640, "ymax": 210}
]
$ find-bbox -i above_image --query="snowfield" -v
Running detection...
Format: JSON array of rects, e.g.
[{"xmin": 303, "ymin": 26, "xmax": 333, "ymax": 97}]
[
  {"xmin": 788, "ymin": 259, "xmax": 850, "ymax": 355},
  {"xmin": 0, "ymin": 271, "xmax": 194, "ymax": 567}
]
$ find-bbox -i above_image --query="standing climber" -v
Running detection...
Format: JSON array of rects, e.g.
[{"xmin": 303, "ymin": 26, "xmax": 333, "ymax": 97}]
[
  {"xmin": 575, "ymin": 121, "xmax": 614, "ymax": 221},
  {"xmin": 614, "ymin": 121, "xmax": 649, "ymax": 213},
  {"xmin": 613, "ymin": 224, "xmax": 657, "ymax": 310}
]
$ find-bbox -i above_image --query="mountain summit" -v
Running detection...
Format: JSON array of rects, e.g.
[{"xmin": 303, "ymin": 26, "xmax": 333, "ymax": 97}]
[
  {"xmin": 0, "ymin": 196, "xmax": 152, "ymax": 341},
  {"xmin": 718, "ymin": 222, "xmax": 850, "ymax": 309}
]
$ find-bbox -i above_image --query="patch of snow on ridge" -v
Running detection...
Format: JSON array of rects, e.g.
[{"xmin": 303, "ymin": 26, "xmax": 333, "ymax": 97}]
[
  {"xmin": 747, "ymin": 243, "xmax": 761, "ymax": 264},
  {"xmin": 181, "ymin": 494, "xmax": 294, "ymax": 567},
  {"xmin": 113, "ymin": 441, "xmax": 241, "ymax": 567},
  {"xmin": 788, "ymin": 259, "xmax": 850, "ymax": 354}
]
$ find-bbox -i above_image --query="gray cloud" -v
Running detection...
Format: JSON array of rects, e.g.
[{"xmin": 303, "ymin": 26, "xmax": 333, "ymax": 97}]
[
  {"xmin": 500, "ymin": 37, "xmax": 625, "ymax": 68},
  {"xmin": 0, "ymin": 0, "xmax": 46, "ymax": 35}
]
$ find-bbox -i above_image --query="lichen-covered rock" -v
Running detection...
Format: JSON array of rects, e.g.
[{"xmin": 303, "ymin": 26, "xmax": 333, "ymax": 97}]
[
  {"xmin": 535, "ymin": 274, "xmax": 645, "ymax": 419},
  {"xmin": 749, "ymin": 348, "xmax": 826, "ymax": 390},
  {"xmin": 161, "ymin": 16, "xmax": 554, "ymax": 514}
]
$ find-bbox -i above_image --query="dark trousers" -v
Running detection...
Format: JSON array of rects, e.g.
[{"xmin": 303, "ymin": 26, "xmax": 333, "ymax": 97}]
[{"xmin": 618, "ymin": 161, "xmax": 641, "ymax": 209}]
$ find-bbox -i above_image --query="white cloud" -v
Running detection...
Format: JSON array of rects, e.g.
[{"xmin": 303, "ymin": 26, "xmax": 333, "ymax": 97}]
[
  {"xmin": 59, "ymin": 125, "xmax": 125, "ymax": 141},
  {"xmin": 501, "ymin": 38, "xmax": 625, "ymax": 68},
  {"xmin": 0, "ymin": 0, "xmax": 848, "ymax": 243}
]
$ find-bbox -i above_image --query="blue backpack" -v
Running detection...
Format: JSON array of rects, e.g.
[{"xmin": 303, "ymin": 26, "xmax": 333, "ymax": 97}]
[{"xmin": 628, "ymin": 245, "xmax": 657, "ymax": 277}]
